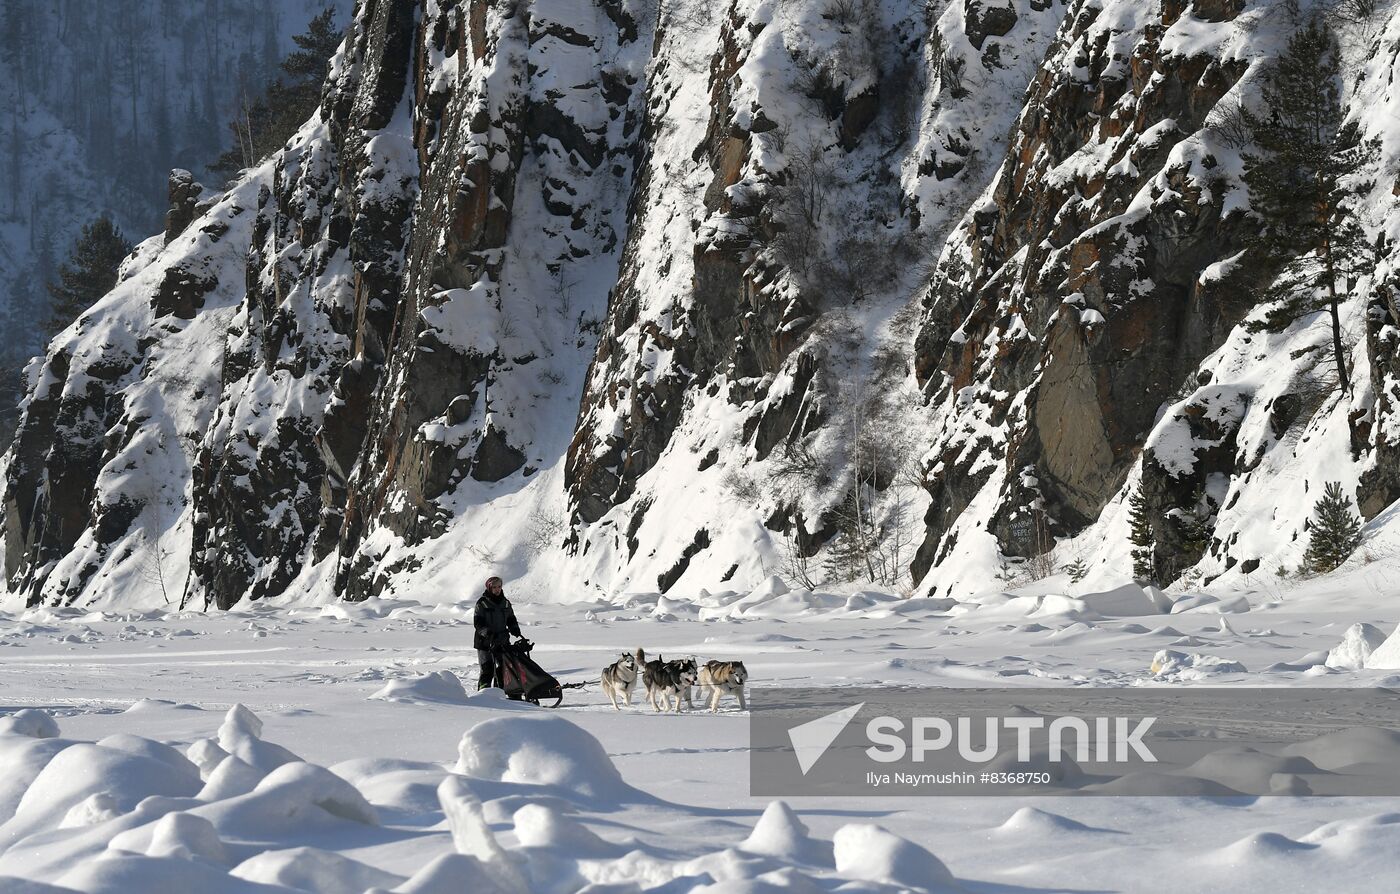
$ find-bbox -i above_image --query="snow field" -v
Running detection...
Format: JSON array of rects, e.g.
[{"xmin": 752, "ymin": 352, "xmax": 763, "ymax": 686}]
[{"xmin": 5, "ymin": 569, "xmax": 1400, "ymax": 890}]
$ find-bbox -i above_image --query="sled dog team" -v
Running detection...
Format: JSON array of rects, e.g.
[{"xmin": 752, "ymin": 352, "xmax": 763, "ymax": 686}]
[{"xmin": 600, "ymin": 649, "xmax": 748, "ymax": 713}]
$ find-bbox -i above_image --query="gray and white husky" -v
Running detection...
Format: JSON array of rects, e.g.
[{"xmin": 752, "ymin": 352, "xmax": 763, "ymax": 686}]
[
  {"xmin": 697, "ymin": 660, "xmax": 748, "ymax": 712},
  {"xmin": 600, "ymin": 651, "xmax": 639, "ymax": 710},
  {"xmin": 639, "ymin": 649, "xmax": 698, "ymax": 713}
]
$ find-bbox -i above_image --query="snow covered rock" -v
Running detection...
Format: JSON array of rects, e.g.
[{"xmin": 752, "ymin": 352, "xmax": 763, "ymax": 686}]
[{"xmin": 1325, "ymin": 623, "xmax": 1389, "ymax": 670}]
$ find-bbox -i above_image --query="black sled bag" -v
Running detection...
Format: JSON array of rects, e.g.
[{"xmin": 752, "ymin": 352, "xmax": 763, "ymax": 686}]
[{"xmin": 495, "ymin": 641, "xmax": 563, "ymax": 703}]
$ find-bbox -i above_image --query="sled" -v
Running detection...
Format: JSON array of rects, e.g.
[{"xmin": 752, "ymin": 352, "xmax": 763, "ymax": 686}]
[{"xmin": 493, "ymin": 639, "xmax": 566, "ymax": 707}]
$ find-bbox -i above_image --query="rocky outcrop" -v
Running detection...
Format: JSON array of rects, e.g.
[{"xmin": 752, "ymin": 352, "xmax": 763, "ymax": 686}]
[
  {"xmin": 911, "ymin": 0, "xmax": 1260, "ymax": 590},
  {"xmin": 332, "ymin": 0, "xmax": 648, "ymax": 600},
  {"xmin": 164, "ymin": 169, "xmax": 205, "ymax": 245}
]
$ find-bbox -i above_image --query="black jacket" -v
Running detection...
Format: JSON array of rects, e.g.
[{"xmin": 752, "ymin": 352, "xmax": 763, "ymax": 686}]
[{"xmin": 473, "ymin": 590, "xmax": 521, "ymax": 649}]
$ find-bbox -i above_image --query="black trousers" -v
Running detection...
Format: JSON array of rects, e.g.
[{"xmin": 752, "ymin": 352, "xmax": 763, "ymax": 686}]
[{"xmin": 477, "ymin": 648, "xmax": 497, "ymax": 690}]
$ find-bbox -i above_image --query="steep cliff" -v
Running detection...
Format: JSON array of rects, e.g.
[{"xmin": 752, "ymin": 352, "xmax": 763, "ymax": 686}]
[
  {"xmin": 6, "ymin": 0, "xmax": 1400, "ymax": 609},
  {"xmin": 910, "ymin": 0, "xmax": 1400, "ymax": 596}
]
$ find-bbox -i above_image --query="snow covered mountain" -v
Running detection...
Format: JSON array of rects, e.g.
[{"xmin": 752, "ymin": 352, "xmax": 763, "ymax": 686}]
[{"xmin": 4, "ymin": 0, "xmax": 1400, "ymax": 609}]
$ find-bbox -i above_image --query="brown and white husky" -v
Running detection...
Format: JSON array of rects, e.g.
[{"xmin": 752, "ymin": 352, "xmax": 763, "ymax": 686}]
[
  {"xmin": 697, "ymin": 660, "xmax": 748, "ymax": 712},
  {"xmin": 600, "ymin": 651, "xmax": 639, "ymax": 710}
]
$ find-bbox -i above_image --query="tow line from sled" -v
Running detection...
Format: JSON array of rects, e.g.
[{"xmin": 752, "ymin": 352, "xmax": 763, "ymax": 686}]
[{"xmin": 492, "ymin": 639, "xmax": 596, "ymax": 708}]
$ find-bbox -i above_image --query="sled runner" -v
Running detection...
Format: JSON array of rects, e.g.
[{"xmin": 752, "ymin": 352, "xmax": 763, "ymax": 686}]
[{"xmin": 493, "ymin": 638, "xmax": 568, "ymax": 707}]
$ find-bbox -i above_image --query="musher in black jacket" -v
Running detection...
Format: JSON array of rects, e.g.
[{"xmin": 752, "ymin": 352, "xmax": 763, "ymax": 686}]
[{"xmin": 473, "ymin": 576, "xmax": 522, "ymax": 690}]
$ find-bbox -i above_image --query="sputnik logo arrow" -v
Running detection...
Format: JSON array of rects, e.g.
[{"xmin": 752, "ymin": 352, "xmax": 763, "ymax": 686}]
[{"xmin": 788, "ymin": 703, "xmax": 865, "ymax": 775}]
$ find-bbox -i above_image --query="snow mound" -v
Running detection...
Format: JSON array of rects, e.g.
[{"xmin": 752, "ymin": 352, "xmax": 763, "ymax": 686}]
[
  {"xmin": 388, "ymin": 853, "xmax": 519, "ymax": 894},
  {"xmin": 1299, "ymin": 812, "xmax": 1400, "ymax": 845},
  {"xmin": 217, "ymin": 705, "xmax": 300, "ymax": 774},
  {"xmin": 186, "ymin": 738, "xmax": 231, "ymax": 780},
  {"xmin": 108, "ymin": 811, "xmax": 229, "ymax": 863},
  {"xmin": 455, "ymin": 716, "xmax": 629, "ymax": 802},
  {"xmin": 0, "ymin": 710, "xmax": 60, "ymax": 739},
  {"xmin": 1175, "ymin": 748, "xmax": 1320, "ymax": 795},
  {"xmin": 740, "ymin": 801, "xmax": 831, "ymax": 866},
  {"xmin": 438, "ymin": 776, "xmax": 516, "ymax": 872},
  {"xmin": 198, "ymin": 754, "xmax": 268, "ymax": 801},
  {"xmin": 95, "ymin": 734, "xmax": 200, "ymax": 784},
  {"xmin": 60, "ymin": 792, "xmax": 123, "ymax": 829},
  {"xmin": 993, "ymin": 807, "xmax": 1107, "ymax": 835},
  {"xmin": 1150, "ymin": 650, "xmax": 1247, "ymax": 679},
  {"xmin": 370, "ymin": 671, "xmax": 470, "ymax": 704},
  {"xmin": 512, "ymin": 803, "xmax": 617, "ymax": 856},
  {"xmin": 231, "ymin": 846, "xmax": 405, "ymax": 893},
  {"xmin": 1325, "ymin": 623, "xmax": 1389, "ymax": 670},
  {"xmin": 54, "ymin": 851, "xmax": 292, "ymax": 893},
  {"xmin": 1361, "ymin": 622, "xmax": 1400, "ymax": 670},
  {"xmin": 0, "ymin": 736, "xmax": 75, "ymax": 824},
  {"xmin": 1281, "ymin": 726, "xmax": 1400, "ymax": 771},
  {"xmin": 1205, "ymin": 831, "xmax": 1318, "ymax": 864},
  {"xmin": 0, "ymin": 741, "xmax": 203, "ymax": 844},
  {"xmin": 1169, "ymin": 593, "xmax": 1250, "ymax": 614},
  {"xmin": 1078, "ymin": 584, "xmax": 1166, "ymax": 617},
  {"xmin": 831, "ymin": 824, "xmax": 955, "ymax": 890},
  {"xmin": 247, "ymin": 762, "xmax": 379, "ymax": 826}
]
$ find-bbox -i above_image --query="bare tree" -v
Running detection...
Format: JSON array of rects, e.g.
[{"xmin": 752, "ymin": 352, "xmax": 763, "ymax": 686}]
[{"xmin": 523, "ymin": 505, "xmax": 566, "ymax": 555}]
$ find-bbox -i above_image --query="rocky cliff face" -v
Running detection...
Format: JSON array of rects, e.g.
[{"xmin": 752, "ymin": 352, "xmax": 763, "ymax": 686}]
[
  {"xmin": 6, "ymin": 0, "xmax": 1400, "ymax": 608},
  {"xmin": 911, "ymin": 0, "xmax": 1259, "ymax": 590},
  {"xmin": 909, "ymin": 0, "xmax": 1400, "ymax": 595}
]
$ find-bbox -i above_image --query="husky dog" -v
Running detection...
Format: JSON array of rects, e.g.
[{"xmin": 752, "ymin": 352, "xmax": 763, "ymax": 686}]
[
  {"xmin": 600, "ymin": 651, "xmax": 638, "ymax": 710},
  {"xmin": 639, "ymin": 649, "xmax": 698, "ymax": 713},
  {"xmin": 698, "ymin": 660, "xmax": 748, "ymax": 712}
]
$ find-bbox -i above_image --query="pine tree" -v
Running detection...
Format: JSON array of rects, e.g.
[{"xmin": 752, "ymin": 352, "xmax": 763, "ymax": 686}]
[
  {"xmin": 1304, "ymin": 481, "xmax": 1363, "ymax": 573},
  {"xmin": 1128, "ymin": 485, "xmax": 1156, "ymax": 584},
  {"xmin": 45, "ymin": 216, "xmax": 132, "ymax": 335},
  {"xmin": 1062, "ymin": 558, "xmax": 1088, "ymax": 584},
  {"xmin": 1241, "ymin": 20, "xmax": 1380, "ymax": 451},
  {"xmin": 1179, "ymin": 486, "xmax": 1214, "ymax": 557},
  {"xmin": 210, "ymin": 8, "xmax": 340, "ymax": 177}
]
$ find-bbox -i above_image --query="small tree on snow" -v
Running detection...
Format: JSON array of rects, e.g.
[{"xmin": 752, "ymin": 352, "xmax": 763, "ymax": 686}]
[
  {"xmin": 1304, "ymin": 481, "xmax": 1362, "ymax": 573},
  {"xmin": 1128, "ymin": 485, "xmax": 1156, "ymax": 584},
  {"xmin": 1062, "ymin": 557, "xmax": 1088, "ymax": 584}
]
